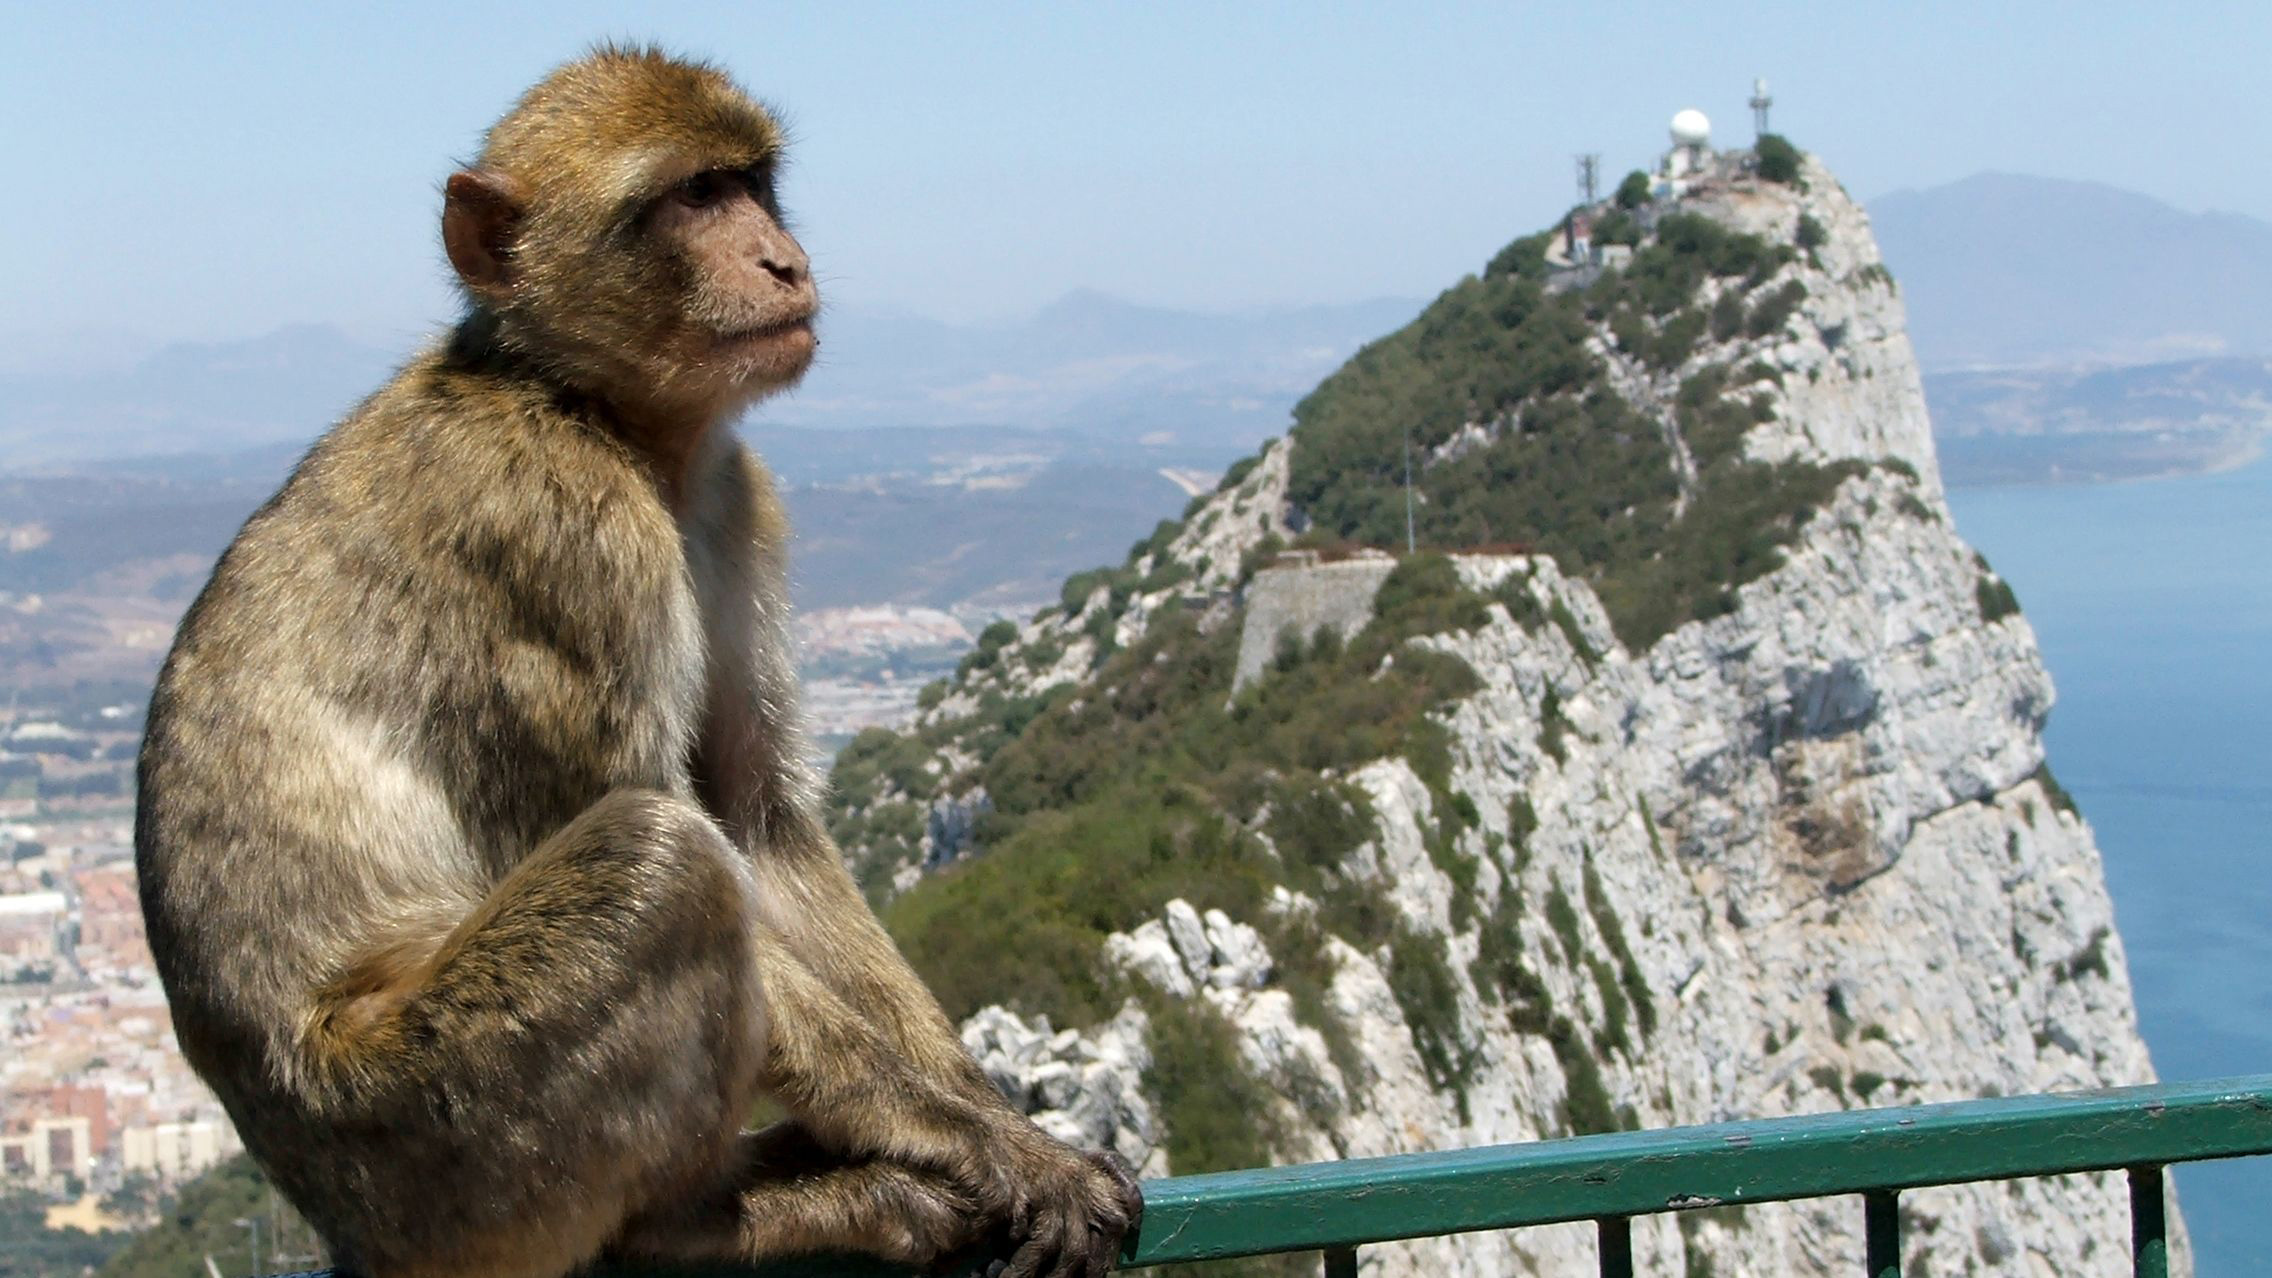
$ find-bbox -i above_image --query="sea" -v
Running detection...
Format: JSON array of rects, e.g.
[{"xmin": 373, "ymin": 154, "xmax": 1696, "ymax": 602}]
[{"xmin": 1948, "ymin": 453, "xmax": 2272, "ymax": 1274}]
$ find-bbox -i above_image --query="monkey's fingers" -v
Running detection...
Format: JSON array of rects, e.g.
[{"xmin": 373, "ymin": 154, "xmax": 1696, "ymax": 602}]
[
  {"xmin": 1001, "ymin": 1199, "xmax": 1079, "ymax": 1278},
  {"xmin": 1080, "ymin": 1220, "xmax": 1119, "ymax": 1278},
  {"xmin": 1086, "ymin": 1149, "xmax": 1144, "ymax": 1235}
]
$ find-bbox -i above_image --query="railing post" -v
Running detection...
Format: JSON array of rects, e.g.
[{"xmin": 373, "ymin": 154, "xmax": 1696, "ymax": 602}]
[
  {"xmin": 1596, "ymin": 1216, "xmax": 1633, "ymax": 1278},
  {"xmin": 1864, "ymin": 1189, "xmax": 1900, "ymax": 1278},
  {"xmin": 1322, "ymin": 1244, "xmax": 1359, "ymax": 1278},
  {"xmin": 2129, "ymin": 1165, "xmax": 2167, "ymax": 1278}
]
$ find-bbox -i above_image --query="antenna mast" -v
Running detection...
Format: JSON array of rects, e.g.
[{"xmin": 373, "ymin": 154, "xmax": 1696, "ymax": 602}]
[
  {"xmin": 1749, "ymin": 77, "xmax": 1773, "ymax": 139},
  {"xmin": 1403, "ymin": 429, "xmax": 1417, "ymax": 555},
  {"xmin": 1575, "ymin": 153, "xmax": 1601, "ymax": 205}
]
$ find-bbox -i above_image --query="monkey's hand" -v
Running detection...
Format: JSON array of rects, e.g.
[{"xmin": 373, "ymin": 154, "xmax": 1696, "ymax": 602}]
[{"xmin": 955, "ymin": 1123, "xmax": 1144, "ymax": 1278}]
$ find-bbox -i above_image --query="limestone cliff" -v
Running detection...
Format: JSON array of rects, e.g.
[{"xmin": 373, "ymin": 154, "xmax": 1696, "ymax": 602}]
[{"xmin": 829, "ymin": 151, "xmax": 2179, "ymax": 1276}]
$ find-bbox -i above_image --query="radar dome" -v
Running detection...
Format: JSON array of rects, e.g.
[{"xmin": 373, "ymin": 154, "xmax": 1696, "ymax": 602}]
[{"xmin": 1670, "ymin": 109, "xmax": 1711, "ymax": 148}]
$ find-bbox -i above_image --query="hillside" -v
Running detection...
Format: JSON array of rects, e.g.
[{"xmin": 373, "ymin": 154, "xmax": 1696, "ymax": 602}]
[{"xmin": 830, "ymin": 149, "xmax": 2181, "ymax": 1275}]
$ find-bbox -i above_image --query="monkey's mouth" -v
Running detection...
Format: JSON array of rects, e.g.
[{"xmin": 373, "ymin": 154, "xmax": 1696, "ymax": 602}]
[{"xmin": 714, "ymin": 316, "xmax": 815, "ymax": 349}]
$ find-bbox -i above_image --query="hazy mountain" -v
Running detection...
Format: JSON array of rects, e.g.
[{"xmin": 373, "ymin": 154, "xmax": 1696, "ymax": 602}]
[
  {"xmin": 1871, "ymin": 172, "xmax": 2272, "ymax": 370},
  {"xmin": 777, "ymin": 289, "xmax": 1422, "ymax": 450},
  {"xmin": 0, "ymin": 325, "xmax": 397, "ymax": 468},
  {"xmin": 0, "ymin": 292, "xmax": 1422, "ymax": 472}
]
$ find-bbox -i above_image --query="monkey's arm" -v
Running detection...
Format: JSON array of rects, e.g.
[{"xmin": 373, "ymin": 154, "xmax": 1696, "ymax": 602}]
[
  {"xmin": 737, "ymin": 831, "xmax": 1143, "ymax": 1278},
  {"xmin": 693, "ymin": 451, "xmax": 1140, "ymax": 1277},
  {"xmin": 691, "ymin": 449, "xmax": 1021, "ymax": 1090}
]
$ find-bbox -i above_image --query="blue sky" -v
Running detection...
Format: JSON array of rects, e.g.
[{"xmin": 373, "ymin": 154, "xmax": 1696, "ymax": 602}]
[{"xmin": 4, "ymin": 1, "xmax": 2266, "ymax": 352}]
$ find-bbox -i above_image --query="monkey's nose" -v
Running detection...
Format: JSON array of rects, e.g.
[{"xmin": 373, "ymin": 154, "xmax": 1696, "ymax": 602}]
[{"xmin": 760, "ymin": 254, "xmax": 804, "ymax": 287}]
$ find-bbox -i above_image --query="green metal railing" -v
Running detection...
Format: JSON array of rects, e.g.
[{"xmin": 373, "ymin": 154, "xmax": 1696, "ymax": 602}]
[{"xmin": 635, "ymin": 1074, "xmax": 2272, "ymax": 1278}]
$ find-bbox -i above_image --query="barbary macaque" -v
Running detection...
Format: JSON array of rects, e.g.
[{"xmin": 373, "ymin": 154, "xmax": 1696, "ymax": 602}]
[{"xmin": 136, "ymin": 46, "xmax": 1141, "ymax": 1278}]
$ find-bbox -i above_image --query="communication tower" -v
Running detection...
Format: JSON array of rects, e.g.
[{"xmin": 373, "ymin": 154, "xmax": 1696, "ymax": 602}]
[
  {"xmin": 1575, "ymin": 153, "xmax": 1601, "ymax": 206},
  {"xmin": 1749, "ymin": 77, "xmax": 1773, "ymax": 139}
]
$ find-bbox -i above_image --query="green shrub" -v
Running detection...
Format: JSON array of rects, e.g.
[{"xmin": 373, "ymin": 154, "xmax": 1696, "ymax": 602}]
[
  {"xmin": 1583, "ymin": 860, "xmax": 1656, "ymax": 1038},
  {"xmin": 1588, "ymin": 957, "xmax": 1632, "ymax": 1055},
  {"xmin": 1506, "ymin": 794, "xmax": 1539, "ymax": 849},
  {"xmin": 1544, "ymin": 880, "xmax": 1583, "ymax": 959},
  {"xmin": 1552, "ymin": 1015, "xmax": 1621, "ymax": 1134},
  {"xmin": 1547, "ymin": 599, "xmax": 1598, "ymax": 663},
  {"xmin": 1709, "ymin": 288, "xmax": 1748, "ymax": 342},
  {"xmin": 1388, "ymin": 929, "xmax": 1477, "ymax": 1114},
  {"xmin": 2057, "ymin": 926, "xmax": 2112, "ymax": 983},
  {"xmin": 1486, "ymin": 230, "xmax": 1555, "ymax": 281},
  {"xmin": 1615, "ymin": 169, "xmax": 1652, "ymax": 209},
  {"xmin": 1976, "ymin": 573, "xmax": 2021, "ymax": 623},
  {"xmin": 1060, "ymin": 566, "xmax": 1114, "ymax": 613},
  {"xmin": 1144, "ymin": 993, "xmax": 1284, "ymax": 1173},
  {"xmin": 1755, "ymin": 133, "xmax": 1802, "ymax": 184},
  {"xmin": 885, "ymin": 788, "xmax": 1275, "ymax": 1025},
  {"xmin": 1746, "ymin": 281, "xmax": 1806, "ymax": 338},
  {"xmin": 1808, "ymin": 1065, "xmax": 1847, "ymax": 1100},
  {"xmin": 1539, "ymin": 688, "xmax": 1571, "ymax": 762},
  {"xmin": 2030, "ymin": 762, "xmax": 2080, "ymax": 816},
  {"xmin": 1424, "ymin": 825, "xmax": 1480, "ymax": 931}
]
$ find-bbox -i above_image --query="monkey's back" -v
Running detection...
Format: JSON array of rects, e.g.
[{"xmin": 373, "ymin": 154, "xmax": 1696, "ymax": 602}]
[{"xmin": 135, "ymin": 344, "xmax": 710, "ymax": 1103}]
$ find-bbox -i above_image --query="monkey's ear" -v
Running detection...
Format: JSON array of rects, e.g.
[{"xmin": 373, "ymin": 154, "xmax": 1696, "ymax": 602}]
[{"xmin": 443, "ymin": 169, "xmax": 527, "ymax": 295}]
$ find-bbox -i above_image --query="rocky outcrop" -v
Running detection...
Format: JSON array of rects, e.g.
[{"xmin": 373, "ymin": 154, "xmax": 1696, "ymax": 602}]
[
  {"xmin": 845, "ymin": 151, "xmax": 2180, "ymax": 1275},
  {"xmin": 962, "ymin": 1003, "xmax": 1163, "ymax": 1177}
]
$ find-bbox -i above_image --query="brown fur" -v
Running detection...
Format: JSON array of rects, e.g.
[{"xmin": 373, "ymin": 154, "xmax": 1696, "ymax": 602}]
[{"xmin": 136, "ymin": 45, "xmax": 1138, "ymax": 1278}]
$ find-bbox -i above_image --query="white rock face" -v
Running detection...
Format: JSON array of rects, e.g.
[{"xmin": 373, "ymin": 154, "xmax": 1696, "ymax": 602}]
[
  {"xmin": 962, "ymin": 1003, "xmax": 1164, "ymax": 1175},
  {"xmin": 892, "ymin": 154, "xmax": 2182, "ymax": 1276}
]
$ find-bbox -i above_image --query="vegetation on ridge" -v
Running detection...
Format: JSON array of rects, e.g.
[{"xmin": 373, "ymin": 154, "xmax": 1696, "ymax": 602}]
[{"xmin": 1286, "ymin": 210, "xmax": 1860, "ymax": 649}]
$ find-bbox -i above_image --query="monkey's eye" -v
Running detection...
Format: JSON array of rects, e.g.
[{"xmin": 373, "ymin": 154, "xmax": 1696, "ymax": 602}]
[
  {"xmin": 745, "ymin": 165, "xmax": 777, "ymax": 205},
  {"xmin": 673, "ymin": 171, "xmax": 731, "ymax": 209}
]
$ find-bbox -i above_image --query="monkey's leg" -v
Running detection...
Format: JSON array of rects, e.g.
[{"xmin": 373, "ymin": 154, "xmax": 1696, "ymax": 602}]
[
  {"xmin": 288, "ymin": 790, "xmax": 772, "ymax": 1278},
  {"xmin": 610, "ymin": 1121, "xmax": 985, "ymax": 1268}
]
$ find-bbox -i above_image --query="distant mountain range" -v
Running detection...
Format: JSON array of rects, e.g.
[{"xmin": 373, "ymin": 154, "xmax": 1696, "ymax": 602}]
[
  {"xmin": 1870, "ymin": 171, "xmax": 2272, "ymax": 370},
  {"xmin": 0, "ymin": 292, "xmax": 1423, "ymax": 472},
  {"xmin": 781, "ymin": 289, "xmax": 1423, "ymax": 445}
]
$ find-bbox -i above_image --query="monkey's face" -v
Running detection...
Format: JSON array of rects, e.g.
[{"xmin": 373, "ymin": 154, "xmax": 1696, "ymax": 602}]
[
  {"xmin": 641, "ymin": 164, "xmax": 820, "ymax": 403},
  {"xmin": 444, "ymin": 52, "xmax": 818, "ymax": 428}
]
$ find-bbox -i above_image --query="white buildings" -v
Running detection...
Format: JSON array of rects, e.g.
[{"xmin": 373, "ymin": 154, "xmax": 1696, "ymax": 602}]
[
  {"xmin": 0, "ymin": 891, "xmax": 68, "ymax": 975},
  {"xmin": 121, "ymin": 1120, "xmax": 232, "ymax": 1180},
  {"xmin": 0, "ymin": 1115, "xmax": 93, "ymax": 1182}
]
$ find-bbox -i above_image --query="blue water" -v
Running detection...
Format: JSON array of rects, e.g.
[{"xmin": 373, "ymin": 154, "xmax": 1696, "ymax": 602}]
[{"xmin": 1948, "ymin": 457, "xmax": 2272, "ymax": 1275}]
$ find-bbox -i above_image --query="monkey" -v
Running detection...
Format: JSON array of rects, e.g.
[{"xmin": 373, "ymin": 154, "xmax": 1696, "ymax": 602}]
[{"xmin": 134, "ymin": 47, "xmax": 1142, "ymax": 1278}]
